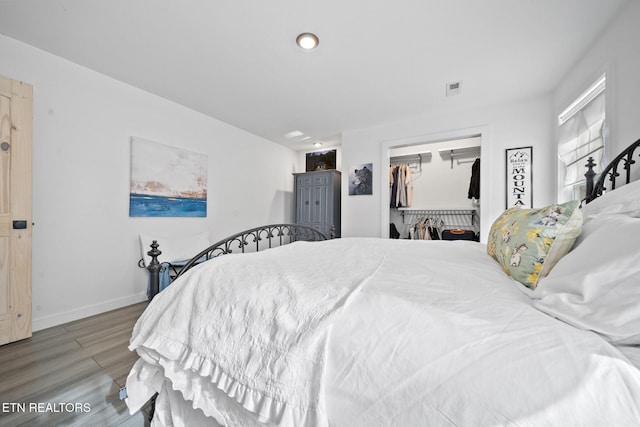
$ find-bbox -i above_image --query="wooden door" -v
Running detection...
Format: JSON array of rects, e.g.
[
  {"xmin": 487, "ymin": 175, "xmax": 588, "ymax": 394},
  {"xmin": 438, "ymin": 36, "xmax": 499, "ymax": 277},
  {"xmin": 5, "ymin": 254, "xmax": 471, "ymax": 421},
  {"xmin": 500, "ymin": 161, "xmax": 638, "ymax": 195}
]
[{"xmin": 0, "ymin": 75, "xmax": 33, "ymax": 345}]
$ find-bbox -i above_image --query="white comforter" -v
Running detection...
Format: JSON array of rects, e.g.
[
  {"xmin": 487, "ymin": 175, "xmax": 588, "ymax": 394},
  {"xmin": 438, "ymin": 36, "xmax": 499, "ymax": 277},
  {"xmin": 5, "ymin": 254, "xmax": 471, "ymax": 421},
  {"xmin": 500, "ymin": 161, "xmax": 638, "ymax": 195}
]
[{"xmin": 127, "ymin": 238, "xmax": 640, "ymax": 426}]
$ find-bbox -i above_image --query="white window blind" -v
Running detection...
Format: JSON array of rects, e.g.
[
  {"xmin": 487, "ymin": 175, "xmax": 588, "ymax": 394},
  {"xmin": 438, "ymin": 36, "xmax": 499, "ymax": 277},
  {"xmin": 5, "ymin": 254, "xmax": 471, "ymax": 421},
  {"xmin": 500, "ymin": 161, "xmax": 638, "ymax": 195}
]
[{"xmin": 558, "ymin": 74, "xmax": 606, "ymax": 200}]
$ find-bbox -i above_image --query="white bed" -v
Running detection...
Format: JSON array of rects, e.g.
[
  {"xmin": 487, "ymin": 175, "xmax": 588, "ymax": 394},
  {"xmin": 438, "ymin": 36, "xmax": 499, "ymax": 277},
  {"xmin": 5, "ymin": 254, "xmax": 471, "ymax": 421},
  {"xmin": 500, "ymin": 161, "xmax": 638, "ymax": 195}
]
[{"xmin": 126, "ymin": 145, "xmax": 640, "ymax": 426}]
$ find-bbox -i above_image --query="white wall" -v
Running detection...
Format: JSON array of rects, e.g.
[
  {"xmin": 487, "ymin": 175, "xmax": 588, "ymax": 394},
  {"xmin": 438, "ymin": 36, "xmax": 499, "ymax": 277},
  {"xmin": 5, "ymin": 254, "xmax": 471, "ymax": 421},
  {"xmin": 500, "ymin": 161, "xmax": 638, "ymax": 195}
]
[
  {"xmin": 0, "ymin": 35, "xmax": 298, "ymax": 331},
  {"xmin": 554, "ymin": 0, "xmax": 640, "ymax": 167},
  {"xmin": 341, "ymin": 93, "xmax": 555, "ymax": 242}
]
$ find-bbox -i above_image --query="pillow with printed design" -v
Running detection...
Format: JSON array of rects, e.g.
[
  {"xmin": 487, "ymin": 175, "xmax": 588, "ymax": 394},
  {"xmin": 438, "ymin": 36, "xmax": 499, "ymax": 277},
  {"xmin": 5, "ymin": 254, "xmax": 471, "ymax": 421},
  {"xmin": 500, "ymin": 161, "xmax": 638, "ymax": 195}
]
[{"xmin": 487, "ymin": 200, "xmax": 582, "ymax": 289}]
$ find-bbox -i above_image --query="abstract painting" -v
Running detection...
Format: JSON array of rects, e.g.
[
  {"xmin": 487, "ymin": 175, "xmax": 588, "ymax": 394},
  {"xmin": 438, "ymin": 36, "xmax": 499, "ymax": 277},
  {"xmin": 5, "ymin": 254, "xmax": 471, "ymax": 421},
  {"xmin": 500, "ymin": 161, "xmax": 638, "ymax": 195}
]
[{"xmin": 129, "ymin": 137, "xmax": 207, "ymax": 217}]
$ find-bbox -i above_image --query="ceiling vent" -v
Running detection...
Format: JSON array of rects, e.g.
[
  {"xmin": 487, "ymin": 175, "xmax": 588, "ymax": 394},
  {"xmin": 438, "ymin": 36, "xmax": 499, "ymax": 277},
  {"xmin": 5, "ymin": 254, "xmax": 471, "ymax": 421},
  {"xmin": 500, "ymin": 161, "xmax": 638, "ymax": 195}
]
[{"xmin": 446, "ymin": 81, "xmax": 462, "ymax": 97}]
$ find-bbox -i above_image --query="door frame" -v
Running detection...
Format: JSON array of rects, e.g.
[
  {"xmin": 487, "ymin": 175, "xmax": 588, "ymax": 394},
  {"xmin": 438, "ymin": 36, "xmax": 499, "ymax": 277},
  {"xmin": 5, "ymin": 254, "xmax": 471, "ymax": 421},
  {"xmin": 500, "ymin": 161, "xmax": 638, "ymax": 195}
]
[{"xmin": 379, "ymin": 125, "xmax": 490, "ymax": 241}]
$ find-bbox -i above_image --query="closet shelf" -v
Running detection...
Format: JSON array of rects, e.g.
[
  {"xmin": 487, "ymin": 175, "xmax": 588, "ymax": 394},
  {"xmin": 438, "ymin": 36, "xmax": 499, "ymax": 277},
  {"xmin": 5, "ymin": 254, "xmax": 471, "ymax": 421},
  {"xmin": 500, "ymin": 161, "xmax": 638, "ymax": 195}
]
[
  {"xmin": 398, "ymin": 209, "xmax": 478, "ymax": 226},
  {"xmin": 390, "ymin": 152, "xmax": 432, "ymax": 172},
  {"xmin": 438, "ymin": 146, "xmax": 481, "ymax": 168},
  {"xmin": 437, "ymin": 146, "xmax": 480, "ymax": 157}
]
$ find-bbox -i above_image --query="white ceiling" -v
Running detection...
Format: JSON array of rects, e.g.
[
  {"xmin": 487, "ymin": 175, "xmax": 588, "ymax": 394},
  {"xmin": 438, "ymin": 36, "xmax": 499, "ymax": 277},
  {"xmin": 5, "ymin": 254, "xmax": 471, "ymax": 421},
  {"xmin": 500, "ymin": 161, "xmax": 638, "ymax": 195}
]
[{"xmin": 0, "ymin": 0, "xmax": 629, "ymax": 150}]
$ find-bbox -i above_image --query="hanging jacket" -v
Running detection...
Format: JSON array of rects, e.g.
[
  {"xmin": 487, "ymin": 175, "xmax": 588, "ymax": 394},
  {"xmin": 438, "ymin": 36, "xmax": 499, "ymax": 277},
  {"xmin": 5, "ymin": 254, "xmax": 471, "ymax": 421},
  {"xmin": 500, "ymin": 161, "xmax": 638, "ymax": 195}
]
[{"xmin": 468, "ymin": 158, "xmax": 480, "ymax": 199}]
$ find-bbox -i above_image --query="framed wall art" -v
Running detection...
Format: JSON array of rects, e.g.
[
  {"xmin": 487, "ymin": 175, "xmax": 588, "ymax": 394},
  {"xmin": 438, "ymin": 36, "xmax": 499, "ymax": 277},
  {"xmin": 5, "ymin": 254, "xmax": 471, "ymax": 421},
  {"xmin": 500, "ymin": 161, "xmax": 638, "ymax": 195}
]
[
  {"xmin": 348, "ymin": 163, "xmax": 373, "ymax": 196},
  {"xmin": 505, "ymin": 146, "xmax": 533, "ymax": 208},
  {"xmin": 306, "ymin": 149, "xmax": 337, "ymax": 172},
  {"xmin": 129, "ymin": 137, "xmax": 208, "ymax": 217}
]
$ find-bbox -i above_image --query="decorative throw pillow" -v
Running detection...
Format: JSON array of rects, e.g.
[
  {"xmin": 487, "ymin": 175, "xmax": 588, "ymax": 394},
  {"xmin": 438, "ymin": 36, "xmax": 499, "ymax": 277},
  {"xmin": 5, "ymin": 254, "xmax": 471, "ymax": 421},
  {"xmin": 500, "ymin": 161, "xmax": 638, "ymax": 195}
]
[{"xmin": 487, "ymin": 201, "xmax": 582, "ymax": 289}]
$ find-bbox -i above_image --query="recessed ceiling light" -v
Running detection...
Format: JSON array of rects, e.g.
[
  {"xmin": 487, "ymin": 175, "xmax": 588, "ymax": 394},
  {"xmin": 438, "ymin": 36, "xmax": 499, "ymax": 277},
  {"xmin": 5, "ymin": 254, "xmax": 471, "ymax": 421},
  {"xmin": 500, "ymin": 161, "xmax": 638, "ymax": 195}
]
[
  {"xmin": 296, "ymin": 33, "xmax": 319, "ymax": 50},
  {"xmin": 284, "ymin": 130, "xmax": 304, "ymax": 139},
  {"xmin": 313, "ymin": 142, "xmax": 323, "ymax": 147}
]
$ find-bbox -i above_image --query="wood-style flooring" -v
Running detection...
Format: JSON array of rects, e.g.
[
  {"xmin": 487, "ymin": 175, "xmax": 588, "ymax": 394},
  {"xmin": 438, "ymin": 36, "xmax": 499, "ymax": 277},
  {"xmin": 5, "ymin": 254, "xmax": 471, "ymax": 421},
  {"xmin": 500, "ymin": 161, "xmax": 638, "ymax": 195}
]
[{"xmin": 0, "ymin": 302, "xmax": 150, "ymax": 426}]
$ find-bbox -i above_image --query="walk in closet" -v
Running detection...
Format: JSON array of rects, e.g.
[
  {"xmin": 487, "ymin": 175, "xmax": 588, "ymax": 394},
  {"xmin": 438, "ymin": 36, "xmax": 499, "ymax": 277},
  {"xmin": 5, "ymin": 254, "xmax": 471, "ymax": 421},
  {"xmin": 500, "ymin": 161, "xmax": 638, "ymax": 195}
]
[{"xmin": 389, "ymin": 137, "xmax": 481, "ymax": 241}]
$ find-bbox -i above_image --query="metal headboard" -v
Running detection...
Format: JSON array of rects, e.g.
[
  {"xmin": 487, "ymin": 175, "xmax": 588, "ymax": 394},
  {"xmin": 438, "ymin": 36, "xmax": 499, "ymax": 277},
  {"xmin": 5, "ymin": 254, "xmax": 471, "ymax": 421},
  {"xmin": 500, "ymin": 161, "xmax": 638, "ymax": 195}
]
[
  {"xmin": 145, "ymin": 223, "xmax": 329, "ymax": 299},
  {"xmin": 584, "ymin": 138, "xmax": 640, "ymax": 204}
]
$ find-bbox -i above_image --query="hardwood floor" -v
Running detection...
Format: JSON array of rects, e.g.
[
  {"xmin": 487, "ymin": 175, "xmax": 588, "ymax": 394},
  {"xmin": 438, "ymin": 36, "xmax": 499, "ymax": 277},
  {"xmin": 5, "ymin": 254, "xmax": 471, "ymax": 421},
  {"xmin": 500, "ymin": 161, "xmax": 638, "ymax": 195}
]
[{"xmin": 0, "ymin": 302, "xmax": 150, "ymax": 426}]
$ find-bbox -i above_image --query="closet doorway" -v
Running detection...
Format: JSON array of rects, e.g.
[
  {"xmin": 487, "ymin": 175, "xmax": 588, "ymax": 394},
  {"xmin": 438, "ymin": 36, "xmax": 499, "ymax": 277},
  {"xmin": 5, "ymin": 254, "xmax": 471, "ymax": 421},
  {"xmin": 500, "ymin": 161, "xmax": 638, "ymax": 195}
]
[{"xmin": 381, "ymin": 128, "xmax": 487, "ymax": 241}]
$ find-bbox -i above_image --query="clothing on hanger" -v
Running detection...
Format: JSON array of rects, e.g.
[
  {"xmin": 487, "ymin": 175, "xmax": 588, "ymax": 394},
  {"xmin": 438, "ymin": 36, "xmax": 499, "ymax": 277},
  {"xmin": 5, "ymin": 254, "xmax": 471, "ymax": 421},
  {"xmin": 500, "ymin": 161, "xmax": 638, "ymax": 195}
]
[
  {"xmin": 468, "ymin": 158, "xmax": 480, "ymax": 200},
  {"xmin": 389, "ymin": 163, "xmax": 413, "ymax": 208},
  {"xmin": 410, "ymin": 216, "xmax": 443, "ymax": 240},
  {"xmin": 390, "ymin": 223, "xmax": 401, "ymax": 239}
]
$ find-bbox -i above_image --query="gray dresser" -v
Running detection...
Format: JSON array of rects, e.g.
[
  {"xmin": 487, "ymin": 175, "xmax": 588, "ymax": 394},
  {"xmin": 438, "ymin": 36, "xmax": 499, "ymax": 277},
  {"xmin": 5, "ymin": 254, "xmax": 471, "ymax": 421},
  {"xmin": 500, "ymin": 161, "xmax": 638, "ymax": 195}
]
[{"xmin": 293, "ymin": 170, "xmax": 341, "ymax": 238}]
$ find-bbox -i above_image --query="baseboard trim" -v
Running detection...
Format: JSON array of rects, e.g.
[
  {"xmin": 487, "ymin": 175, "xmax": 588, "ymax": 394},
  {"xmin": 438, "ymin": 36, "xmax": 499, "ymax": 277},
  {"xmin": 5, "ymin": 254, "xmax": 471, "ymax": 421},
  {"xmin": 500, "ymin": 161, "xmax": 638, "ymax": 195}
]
[{"xmin": 32, "ymin": 292, "xmax": 148, "ymax": 332}]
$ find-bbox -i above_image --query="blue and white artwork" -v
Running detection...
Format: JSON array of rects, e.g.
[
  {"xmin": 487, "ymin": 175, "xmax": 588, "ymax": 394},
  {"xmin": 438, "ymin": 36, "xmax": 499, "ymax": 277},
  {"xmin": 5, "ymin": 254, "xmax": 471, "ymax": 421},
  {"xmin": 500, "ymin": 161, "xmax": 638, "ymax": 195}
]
[{"xmin": 130, "ymin": 137, "xmax": 208, "ymax": 217}]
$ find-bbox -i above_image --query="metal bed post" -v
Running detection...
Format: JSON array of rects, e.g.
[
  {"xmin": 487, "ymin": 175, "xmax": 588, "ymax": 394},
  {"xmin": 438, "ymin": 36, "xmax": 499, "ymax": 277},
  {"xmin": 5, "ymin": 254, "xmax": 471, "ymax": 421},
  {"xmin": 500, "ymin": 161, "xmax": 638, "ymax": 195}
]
[
  {"xmin": 584, "ymin": 157, "xmax": 597, "ymax": 204},
  {"xmin": 146, "ymin": 240, "xmax": 161, "ymax": 301}
]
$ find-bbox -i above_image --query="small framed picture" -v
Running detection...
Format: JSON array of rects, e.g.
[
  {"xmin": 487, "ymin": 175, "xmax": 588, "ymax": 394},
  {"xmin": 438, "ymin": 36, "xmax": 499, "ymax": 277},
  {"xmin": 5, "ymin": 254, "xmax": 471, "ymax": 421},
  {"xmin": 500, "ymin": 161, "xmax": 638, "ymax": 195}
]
[
  {"xmin": 348, "ymin": 163, "xmax": 373, "ymax": 196},
  {"xmin": 505, "ymin": 146, "xmax": 533, "ymax": 208},
  {"xmin": 306, "ymin": 149, "xmax": 337, "ymax": 172}
]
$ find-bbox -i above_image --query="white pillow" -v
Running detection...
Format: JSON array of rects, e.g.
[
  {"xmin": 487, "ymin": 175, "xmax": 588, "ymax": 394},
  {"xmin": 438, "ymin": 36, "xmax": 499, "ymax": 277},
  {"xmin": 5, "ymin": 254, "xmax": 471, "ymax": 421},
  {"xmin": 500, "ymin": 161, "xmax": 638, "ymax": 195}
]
[
  {"xmin": 533, "ymin": 214, "xmax": 640, "ymax": 344},
  {"xmin": 139, "ymin": 231, "xmax": 211, "ymax": 266},
  {"xmin": 581, "ymin": 178, "xmax": 640, "ymax": 224}
]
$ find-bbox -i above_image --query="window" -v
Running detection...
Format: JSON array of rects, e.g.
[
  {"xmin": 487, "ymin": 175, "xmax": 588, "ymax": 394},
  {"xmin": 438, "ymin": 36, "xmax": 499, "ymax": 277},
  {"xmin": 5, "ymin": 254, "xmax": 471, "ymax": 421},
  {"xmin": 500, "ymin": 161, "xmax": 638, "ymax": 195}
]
[{"xmin": 557, "ymin": 74, "xmax": 606, "ymax": 202}]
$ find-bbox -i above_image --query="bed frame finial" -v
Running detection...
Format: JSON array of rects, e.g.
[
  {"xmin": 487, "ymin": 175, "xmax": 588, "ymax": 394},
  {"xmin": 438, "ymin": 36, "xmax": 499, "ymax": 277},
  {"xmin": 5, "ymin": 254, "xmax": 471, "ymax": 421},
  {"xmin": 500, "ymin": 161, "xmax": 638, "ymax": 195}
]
[
  {"xmin": 147, "ymin": 240, "xmax": 162, "ymax": 300},
  {"xmin": 585, "ymin": 157, "xmax": 597, "ymax": 203}
]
